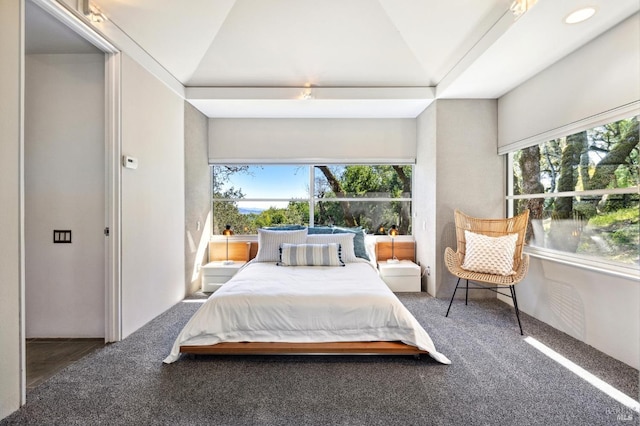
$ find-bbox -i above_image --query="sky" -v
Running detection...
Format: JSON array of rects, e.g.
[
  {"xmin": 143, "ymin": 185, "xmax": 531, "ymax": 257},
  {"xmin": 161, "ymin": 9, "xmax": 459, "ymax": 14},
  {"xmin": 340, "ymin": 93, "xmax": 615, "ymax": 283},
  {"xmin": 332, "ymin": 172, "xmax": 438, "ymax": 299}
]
[{"xmin": 221, "ymin": 165, "xmax": 310, "ymax": 209}]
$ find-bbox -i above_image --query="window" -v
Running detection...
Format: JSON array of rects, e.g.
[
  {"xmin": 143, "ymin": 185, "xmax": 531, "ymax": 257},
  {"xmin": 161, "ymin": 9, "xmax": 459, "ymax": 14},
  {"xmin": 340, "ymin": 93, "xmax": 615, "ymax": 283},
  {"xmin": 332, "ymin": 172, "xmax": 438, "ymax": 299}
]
[
  {"xmin": 212, "ymin": 164, "xmax": 412, "ymax": 235},
  {"xmin": 507, "ymin": 116, "xmax": 639, "ymax": 272}
]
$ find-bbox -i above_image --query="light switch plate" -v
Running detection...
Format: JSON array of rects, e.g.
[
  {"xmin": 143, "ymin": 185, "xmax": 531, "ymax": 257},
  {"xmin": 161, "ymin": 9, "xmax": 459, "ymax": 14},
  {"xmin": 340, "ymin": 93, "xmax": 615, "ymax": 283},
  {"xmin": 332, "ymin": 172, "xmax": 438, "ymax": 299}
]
[{"xmin": 122, "ymin": 155, "xmax": 138, "ymax": 169}]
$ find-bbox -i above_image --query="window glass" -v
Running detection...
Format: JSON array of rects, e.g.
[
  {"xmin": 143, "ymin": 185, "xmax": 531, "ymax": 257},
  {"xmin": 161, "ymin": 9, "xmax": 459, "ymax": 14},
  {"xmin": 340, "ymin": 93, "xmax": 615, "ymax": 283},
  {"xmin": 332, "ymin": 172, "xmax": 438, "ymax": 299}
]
[
  {"xmin": 314, "ymin": 200, "xmax": 411, "ymax": 234},
  {"xmin": 509, "ymin": 116, "xmax": 639, "ymax": 266},
  {"xmin": 213, "ymin": 165, "xmax": 309, "ymax": 201},
  {"xmin": 314, "ymin": 165, "xmax": 412, "ymax": 234},
  {"xmin": 212, "ymin": 164, "xmax": 412, "ymax": 235}
]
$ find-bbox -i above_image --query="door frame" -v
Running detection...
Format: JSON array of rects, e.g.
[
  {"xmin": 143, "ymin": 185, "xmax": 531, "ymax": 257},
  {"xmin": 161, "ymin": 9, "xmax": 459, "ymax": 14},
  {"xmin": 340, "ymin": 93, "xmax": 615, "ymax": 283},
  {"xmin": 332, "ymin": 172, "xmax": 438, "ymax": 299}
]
[
  {"xmin": 28, "ymin": 0, "xmax": 122, "ymax": 344},
  {"xmin": 104, "ymin": 50, "xmax": 121, "ymax": 342}
]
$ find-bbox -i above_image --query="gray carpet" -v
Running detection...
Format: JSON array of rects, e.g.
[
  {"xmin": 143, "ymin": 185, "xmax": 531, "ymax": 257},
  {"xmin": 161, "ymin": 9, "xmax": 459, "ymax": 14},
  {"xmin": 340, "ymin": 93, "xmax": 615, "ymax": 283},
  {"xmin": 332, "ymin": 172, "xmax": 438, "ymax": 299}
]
[{"xmin": 2, "ymin": 294, "xmax": 638, "ymax": 425}]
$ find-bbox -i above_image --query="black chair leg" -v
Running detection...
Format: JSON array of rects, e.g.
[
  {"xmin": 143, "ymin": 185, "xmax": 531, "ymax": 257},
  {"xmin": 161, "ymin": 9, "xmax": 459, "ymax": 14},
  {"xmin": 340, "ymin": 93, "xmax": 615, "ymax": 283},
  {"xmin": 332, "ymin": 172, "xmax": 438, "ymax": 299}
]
[
  {"xmin": 510, "ymin": 285, "xmax": 524, "ymax": 335},
  {"xmin": 465, "ymin": 279, "xmax": 469, "ymax": 305},
  {"xmin": 445, "ymin": 278, "xmax": 461, "ymax": 317}
]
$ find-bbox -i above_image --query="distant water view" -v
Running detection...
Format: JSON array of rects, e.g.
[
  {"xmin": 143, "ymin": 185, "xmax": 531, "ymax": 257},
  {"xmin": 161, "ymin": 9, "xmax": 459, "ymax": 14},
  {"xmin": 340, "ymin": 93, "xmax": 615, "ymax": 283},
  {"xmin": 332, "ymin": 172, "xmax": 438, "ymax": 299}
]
[{"xmin": 239, "ymin": 207, "xmax": 265, "ymax": 215}]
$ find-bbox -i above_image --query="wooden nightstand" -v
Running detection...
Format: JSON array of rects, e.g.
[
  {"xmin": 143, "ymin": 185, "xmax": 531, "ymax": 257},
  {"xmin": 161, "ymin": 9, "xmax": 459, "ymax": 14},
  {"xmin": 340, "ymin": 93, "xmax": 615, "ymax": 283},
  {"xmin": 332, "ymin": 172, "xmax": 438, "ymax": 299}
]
[
  {"xmin": 201, "ymin": 261, "xmax": 246, "ymax": 292},
  {"xmin": 378, "ymin": 260, "xmax": 421, "ymax": 292}
]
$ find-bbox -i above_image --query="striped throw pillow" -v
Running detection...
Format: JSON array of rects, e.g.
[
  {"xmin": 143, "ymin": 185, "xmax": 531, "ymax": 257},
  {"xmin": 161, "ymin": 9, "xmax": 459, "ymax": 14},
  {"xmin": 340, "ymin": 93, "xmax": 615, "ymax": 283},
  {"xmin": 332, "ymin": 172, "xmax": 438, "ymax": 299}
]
[{"xmin": 278, "ymin": 243, "xmax": 344, "ymax": 267}]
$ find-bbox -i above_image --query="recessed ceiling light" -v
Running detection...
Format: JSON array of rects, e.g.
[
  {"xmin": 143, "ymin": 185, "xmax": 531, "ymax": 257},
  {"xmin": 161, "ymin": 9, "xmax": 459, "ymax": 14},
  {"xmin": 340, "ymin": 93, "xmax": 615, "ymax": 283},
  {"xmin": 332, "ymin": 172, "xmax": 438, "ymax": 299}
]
[{"xmin": 565, "ymin": 7, "xmax": 596, "ymax": 24}]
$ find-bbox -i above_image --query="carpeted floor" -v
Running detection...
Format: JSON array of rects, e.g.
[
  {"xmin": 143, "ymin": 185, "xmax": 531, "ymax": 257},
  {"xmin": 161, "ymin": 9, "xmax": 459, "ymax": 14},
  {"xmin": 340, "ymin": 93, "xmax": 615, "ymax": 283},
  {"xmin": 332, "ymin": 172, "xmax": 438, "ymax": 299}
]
[{"xmin": 2, "ymin": 294, "xmax": 638, "ymax": 425}]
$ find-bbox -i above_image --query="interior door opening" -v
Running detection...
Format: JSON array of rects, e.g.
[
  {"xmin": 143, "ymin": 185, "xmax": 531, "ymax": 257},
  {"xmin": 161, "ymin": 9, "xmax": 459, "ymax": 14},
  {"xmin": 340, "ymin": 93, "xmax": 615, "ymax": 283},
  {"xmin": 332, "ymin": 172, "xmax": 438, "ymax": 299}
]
[{"xmin": 22, "ymin": 0, "xmax": 121, "ymax": 399}]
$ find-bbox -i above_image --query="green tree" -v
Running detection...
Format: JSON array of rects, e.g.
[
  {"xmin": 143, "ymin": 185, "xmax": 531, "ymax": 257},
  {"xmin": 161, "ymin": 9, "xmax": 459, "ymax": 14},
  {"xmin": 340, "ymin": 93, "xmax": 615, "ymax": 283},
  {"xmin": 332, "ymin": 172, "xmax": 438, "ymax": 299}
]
[
  {"xmin": 315, "ymin": 165, "xmax": 411, "ymax": 234},
  {"xmin": 212, "ymin": 165, "xmax": 250, "ymax": 234},
  {"xmin": 316, "ymin": 165, "xmax": 357, "ymax": 227},
  {"xmin": 553, "ymin": 132, "xmax": 587, "ymax": 218},
  {"xmin": 587, "ymin": 117, "xmax": 639, "ymax": 204},
  {"xmin": 549, "ymin": 132, "xmax": 587, "ymax": 252},
  {"xmin": 517, "ymin": 145, "xmax": 545, "ymax": 243}
]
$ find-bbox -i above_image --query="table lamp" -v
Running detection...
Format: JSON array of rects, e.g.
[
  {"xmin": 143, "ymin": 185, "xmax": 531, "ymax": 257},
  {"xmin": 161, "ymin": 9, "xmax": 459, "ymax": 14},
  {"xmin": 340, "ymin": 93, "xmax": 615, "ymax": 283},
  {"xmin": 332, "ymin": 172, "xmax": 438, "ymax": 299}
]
[
  {"xmin": 387, "ymin": 225, "xmax": 399, "ymax": 263},
  {"xmin": 222, "ymin": 224, "xmax": 234, "ymax": 265}
]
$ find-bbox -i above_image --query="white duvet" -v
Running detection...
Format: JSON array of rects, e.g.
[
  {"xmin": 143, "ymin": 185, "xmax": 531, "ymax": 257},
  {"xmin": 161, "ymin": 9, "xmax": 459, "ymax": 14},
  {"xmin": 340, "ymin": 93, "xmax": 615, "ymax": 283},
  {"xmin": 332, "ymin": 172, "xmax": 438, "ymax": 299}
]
[{"xmin": 164, "ymin": 260, "xmax": 450, "ymax": 364}]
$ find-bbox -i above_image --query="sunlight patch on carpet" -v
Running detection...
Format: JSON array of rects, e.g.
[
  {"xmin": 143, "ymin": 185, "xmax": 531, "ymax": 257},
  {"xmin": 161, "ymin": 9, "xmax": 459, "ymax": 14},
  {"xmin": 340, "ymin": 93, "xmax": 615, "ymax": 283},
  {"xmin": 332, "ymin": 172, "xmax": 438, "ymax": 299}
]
[{"xmin": 525, "ymin": 337, "xmax": 639, "ymax": 414}]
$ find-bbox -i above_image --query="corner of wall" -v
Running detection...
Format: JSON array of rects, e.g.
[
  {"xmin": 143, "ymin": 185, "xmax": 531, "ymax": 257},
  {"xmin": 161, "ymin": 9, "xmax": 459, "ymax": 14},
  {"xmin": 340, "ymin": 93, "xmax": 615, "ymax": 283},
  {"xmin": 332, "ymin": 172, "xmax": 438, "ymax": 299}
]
[
  {"xmin": 184, "ymin": 102, "xmax": 211, "ymax": 295},
  {"xmin": 415, "ymin": 102, "xmax": 438, "ymax": 296},
  {"xmin": 434, "ymin": 99, "xmax": 501, "ymax": 299}
]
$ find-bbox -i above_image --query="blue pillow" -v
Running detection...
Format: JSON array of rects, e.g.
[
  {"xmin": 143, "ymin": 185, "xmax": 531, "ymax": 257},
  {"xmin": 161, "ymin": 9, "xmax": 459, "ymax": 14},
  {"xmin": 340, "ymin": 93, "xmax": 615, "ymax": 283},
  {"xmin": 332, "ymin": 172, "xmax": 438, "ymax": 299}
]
[
  {"xmin": 307, "ymin": 226, "xmax": 335, "ymax": 235},
  {"xmin": 331, "ymin": 226, "xmax": 369, "ymax": 261}
]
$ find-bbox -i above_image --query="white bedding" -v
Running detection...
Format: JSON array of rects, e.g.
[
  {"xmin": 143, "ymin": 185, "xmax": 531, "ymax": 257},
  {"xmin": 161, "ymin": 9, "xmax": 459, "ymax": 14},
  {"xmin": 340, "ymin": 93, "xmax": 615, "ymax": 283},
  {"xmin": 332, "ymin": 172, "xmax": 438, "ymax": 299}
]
[{"xmin": 164, "ymin": 260, "xmax": 450, "ymax": 364}]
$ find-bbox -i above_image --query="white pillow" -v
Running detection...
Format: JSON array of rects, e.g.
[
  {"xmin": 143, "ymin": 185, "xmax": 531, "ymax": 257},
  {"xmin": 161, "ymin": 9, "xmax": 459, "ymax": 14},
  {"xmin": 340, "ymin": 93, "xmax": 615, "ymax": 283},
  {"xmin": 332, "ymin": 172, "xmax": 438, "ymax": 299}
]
[
  {"xmin": 461, "ymin": 231, "xmax": 518, "ymax": 276},
  {"xmin": 278, "ymin": 243, "xmax": 344, "ymax": 267},
  {"xmin": 255, "ymin": 228, "xmax": 308, "ymax": 262},
  {"xmin": 306, "ymin": 233, "xmax": 357, "ymax": 263}
]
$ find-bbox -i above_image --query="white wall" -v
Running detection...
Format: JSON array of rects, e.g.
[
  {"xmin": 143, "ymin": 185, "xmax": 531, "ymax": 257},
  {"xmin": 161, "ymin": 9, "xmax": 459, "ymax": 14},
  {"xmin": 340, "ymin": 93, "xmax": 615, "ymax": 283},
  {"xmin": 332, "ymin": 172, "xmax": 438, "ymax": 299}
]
[
  {"xmin": 121, "ymin": 53, "xmax": 185, "ymax": 337},
  {"xmin": 0, "ymin": 0, "xmax": 23, "ymax": 419},
  {"xmin": 209, "ymin": 118, "xmax": 416, "ymax": 163},
  {"xmin": 24, "ymin": 53, "xmax": 105, "ymax": 338},
  {"xmin": 517, "ymin": 260, "xmax": 639, "ymax": 368},
  {"xmin": 0, "ymin": 4, "xmax": 187, "ymax": 419},
  {"xmin": 415, "ymin": 99, "xmax": 503, "ymax": 299},
  {"xmin": 497, "ymin": 15, "xmax": 640, "ymax": 368},
  {"xmin": 414, "ymin": 103, "xmax": 437, "ymax": 295},
  {"xmin": 184, "ymin": 102, "xmax": 211, "ymax": 294},
  {"xmin": 498, "ymin": 13, "xmax": 640, "ymax": 151}
]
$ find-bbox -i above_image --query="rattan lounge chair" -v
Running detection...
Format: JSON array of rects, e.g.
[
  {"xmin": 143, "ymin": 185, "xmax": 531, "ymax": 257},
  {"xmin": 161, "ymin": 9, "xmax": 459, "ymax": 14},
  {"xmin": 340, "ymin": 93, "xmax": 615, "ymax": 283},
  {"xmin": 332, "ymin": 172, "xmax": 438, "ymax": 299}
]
[{"xmin": 444, "ymin": 209, "xmax": 530, "ymax": 335}]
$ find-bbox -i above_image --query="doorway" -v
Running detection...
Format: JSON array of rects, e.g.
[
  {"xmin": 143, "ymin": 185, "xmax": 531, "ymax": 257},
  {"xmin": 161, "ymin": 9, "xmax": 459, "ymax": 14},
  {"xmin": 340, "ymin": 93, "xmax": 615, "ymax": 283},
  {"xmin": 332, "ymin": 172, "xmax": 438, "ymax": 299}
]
[{"xmin": 23, "ymin": 0, "xmax": 121, "ymax": 391}]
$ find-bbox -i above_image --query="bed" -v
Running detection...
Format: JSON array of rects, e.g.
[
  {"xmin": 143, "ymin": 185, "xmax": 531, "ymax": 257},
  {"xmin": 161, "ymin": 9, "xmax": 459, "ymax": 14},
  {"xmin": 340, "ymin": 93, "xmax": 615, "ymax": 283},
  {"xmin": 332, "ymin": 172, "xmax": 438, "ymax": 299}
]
[{"xmin": 164, "ymin": 228, "xmax": 450, "ymax": 365}]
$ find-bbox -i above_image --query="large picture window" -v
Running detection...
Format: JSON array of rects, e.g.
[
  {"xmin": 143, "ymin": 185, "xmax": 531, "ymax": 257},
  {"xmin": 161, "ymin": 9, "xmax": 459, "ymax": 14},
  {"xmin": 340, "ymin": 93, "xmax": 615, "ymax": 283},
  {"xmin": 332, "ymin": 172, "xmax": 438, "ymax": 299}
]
[
  {"xmin": 212, "ymin": 164, "xmax": 412, "ymax": 235},
  {"xmin": 508, "ymin": 116, "xmax": 639, "ymax": 271}
]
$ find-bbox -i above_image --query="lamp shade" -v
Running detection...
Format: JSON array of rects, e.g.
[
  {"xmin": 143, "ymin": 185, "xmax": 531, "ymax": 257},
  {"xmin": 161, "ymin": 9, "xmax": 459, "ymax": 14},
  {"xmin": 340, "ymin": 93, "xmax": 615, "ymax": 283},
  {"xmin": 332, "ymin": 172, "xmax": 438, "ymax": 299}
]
[{"xmin": 388, "ymin": 225, "xmax": 399, "ymax": 237}]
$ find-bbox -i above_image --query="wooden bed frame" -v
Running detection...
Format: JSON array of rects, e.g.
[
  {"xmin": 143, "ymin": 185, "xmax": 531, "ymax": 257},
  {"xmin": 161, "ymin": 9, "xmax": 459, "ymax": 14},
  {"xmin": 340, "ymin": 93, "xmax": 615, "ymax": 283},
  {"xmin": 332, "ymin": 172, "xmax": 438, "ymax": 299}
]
[
  {"xmin": 190, "ymin": 238, "xmax": 426, "ymax": 358},
  {"xmin": 180, "ymin": 341, "xmax": 428, "ymax": 356}
]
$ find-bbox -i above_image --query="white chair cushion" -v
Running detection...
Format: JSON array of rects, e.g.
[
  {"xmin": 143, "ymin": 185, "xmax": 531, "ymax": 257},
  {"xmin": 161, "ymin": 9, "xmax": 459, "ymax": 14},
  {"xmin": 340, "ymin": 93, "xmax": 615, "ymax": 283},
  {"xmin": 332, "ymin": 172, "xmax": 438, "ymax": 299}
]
[{"xmin": 461, "ymin": 231, "xmax": 517, "ymax": 276}]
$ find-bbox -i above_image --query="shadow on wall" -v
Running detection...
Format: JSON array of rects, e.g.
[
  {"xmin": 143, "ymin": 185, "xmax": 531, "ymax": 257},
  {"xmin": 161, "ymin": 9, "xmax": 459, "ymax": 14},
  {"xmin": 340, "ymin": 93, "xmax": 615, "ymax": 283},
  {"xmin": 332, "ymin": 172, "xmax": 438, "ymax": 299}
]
[
  {"xmin": 438, "ymin": 219, "xmax": 457, "ymax": 299},
  {"xmin": 544, "ymin": 278, "xmax": 586, "ymax": 341}
]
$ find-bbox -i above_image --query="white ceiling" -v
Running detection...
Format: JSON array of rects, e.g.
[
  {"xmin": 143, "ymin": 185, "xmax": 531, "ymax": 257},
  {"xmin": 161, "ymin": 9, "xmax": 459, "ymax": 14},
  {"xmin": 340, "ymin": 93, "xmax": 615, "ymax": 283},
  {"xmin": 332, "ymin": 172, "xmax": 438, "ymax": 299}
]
[
  {"xmin": 438, "ymin": 0, "xmax": 640, "ymax": 98},
  {"xmin": 96, "ymin": 0, "xmax": 509, "ymax": 87},
  {"xmin": 28, "ymin": 0, "xmax": 640, "ymax": 117}
]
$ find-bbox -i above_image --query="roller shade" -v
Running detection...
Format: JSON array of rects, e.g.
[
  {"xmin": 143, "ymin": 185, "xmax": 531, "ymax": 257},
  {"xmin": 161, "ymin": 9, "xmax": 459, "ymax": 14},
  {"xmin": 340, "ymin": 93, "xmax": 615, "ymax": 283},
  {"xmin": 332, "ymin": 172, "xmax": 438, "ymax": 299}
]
[
  {"xmin": 208, "ymin": 118, "xmax": 416, "ymax": 164},
  {"xmin": 498, "ymin": 13, "xmax": 640, "ymax": 155}
]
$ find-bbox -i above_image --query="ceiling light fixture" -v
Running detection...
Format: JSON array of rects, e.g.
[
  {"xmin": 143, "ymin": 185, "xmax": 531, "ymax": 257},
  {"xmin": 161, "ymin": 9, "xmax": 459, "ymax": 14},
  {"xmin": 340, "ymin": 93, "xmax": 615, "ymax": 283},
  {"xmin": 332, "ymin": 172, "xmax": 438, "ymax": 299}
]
[
  {"xmin": 565, "ymin": 7, "xmax": 596, "ymax": 24},
  {"xmin": 82, "ymin": 0, "xmax": 107, "ymax": 23},
  {"xmin": 510, "ymin": 0, "xmax": 538, "ymax": 18},
  {"xmin": 299, "ymin": 83, "xmax": 314, "ymax": 100}
]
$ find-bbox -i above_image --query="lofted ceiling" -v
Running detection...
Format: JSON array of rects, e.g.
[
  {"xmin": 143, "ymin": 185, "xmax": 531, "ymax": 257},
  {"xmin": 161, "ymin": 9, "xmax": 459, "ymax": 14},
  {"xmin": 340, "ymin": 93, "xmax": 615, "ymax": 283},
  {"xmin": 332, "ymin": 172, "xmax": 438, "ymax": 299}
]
[
  {"xmin": 94, "ymin": 0, "xmax": 510, "ymax": 88},
  {"xmin": 29, "ymin": 0, "xmax": 640, "ymax": 117}
]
